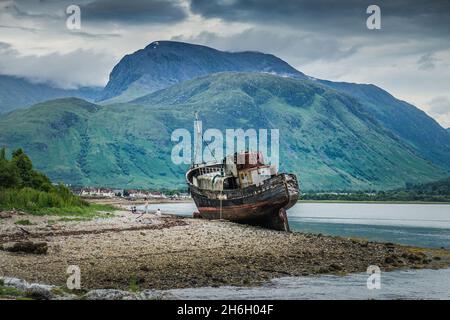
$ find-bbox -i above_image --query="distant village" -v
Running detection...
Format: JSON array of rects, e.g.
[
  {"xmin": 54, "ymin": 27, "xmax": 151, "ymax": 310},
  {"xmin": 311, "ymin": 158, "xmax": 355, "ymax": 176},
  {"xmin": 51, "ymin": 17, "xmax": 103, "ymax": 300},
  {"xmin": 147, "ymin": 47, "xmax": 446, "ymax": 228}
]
[{"xmin": 70, "ymin": 187, "xmax": 191, "ymax": 200}]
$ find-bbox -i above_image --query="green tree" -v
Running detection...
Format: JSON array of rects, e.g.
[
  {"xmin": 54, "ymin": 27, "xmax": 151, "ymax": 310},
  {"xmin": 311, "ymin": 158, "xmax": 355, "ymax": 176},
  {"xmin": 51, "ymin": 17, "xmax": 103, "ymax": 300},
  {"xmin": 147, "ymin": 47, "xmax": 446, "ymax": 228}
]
[
  {"xmin": 0, "ymin": 156, "xmax": 21, "ymax": 188},
  {"xmin": 31, "ymin": 171, "xmax": 53, "ymax": 192},
  {"xmin": 0, "ymin": 147, "xmax": 6, "ymax": 161},
  {"xmin": 11, "ymin": 148, "xmax": 34, "ymax": 188}
]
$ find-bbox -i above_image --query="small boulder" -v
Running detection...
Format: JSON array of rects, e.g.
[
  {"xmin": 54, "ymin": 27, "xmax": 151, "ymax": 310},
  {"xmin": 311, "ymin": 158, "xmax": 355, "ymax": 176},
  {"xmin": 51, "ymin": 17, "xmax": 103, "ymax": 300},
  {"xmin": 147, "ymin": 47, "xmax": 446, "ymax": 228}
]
[
  {"xmin": 360, "ymin": 241, "xmax": 369, "ymax": 247},
  {"xmin": 329, "ymin": 263, "xmax": 342, "ymax": 271},
  {"xmin": 2, "ymin": 241, "xmax": 48, "ymax": 254},
  {"xmin": 140, "ymin": 289, "xmax": 164, "ymax": 300},
  {"xmin": 83, "ymin": 289, "xmax": 139, "ymax": 300},
  {"xmin": 25, "ymin": 284, "xmax": 55, "ymax": 300},
  {"xmin": 0, "ymin": 212, "xmax": 12, "ymax": 219},
  {"xmin": 2, "ymin": 277, "xmax": 30, "ymax": 291}
]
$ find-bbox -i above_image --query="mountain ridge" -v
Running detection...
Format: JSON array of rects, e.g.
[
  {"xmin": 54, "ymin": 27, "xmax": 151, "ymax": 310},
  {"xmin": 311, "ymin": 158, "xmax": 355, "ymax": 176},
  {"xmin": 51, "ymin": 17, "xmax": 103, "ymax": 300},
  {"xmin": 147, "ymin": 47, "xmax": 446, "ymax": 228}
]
[
  {"xmin": 318, "ymin": 79, "xmax": 450, "ymax": 170},
  {"xmin": 1, "ymin": 41, "xmax": 449, "ymax": 190},
  {"xmin": 98, "ymin": 40, "xmax": 307, "ymax": 103},
  {"xmin": 1, "ymin": 72, "xmax": 447, "ymax": 191}
]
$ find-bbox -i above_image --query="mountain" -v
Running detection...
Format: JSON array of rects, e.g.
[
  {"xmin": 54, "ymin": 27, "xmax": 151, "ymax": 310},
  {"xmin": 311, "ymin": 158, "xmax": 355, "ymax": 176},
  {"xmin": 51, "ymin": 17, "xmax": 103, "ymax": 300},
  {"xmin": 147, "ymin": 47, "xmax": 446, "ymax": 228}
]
[
  {"xmin": 0, "ymin": 75, "xmax": 102, "ymax": 114},
  {"xmin": 1, "ymin": 41, "xmax": 449, "ymax": 190},
  {"xmin": 0, "ymin": 73, "xmax": 447, "ymax": 191},
  {"xmin": 98, "ymin": 41, "xmax": 450, "ymax": 172},
  {"xmin": 98, "ymin": 41, "xmax": 307, "ymax": 103},
  {"xmin": 319, "ymin": 80, "xmax": 450, "ymax": 171}
]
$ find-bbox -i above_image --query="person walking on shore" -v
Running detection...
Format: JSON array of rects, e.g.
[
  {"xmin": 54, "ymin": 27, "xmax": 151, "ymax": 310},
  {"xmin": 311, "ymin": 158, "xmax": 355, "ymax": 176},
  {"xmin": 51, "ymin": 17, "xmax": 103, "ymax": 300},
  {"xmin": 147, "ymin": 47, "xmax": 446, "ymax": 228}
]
[
  {"xmin": 156, "ymin": 208, "xmax": 161, "ymax": 216},
  {"xmin": 144, "ymin": 198, "xmax": 149, "ymax": 214}
]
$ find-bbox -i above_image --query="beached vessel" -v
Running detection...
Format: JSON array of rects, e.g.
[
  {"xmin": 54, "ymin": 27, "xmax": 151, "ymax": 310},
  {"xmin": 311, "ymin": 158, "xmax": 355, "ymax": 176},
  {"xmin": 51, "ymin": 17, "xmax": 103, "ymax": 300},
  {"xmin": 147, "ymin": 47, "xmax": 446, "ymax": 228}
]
[
  {"xmin": 186, "ymin": 113, "xmax": 299, "ymax": 231},
  {"xmin": 186, "ymin": 150, "xmax": 299, "ymax": 231}
]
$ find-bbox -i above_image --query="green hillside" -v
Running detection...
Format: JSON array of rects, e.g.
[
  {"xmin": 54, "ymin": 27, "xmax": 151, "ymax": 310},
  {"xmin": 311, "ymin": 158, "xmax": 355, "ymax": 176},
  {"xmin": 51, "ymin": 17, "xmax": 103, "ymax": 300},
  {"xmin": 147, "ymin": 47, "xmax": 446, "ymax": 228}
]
[
  {"xmin": 319, "ymin": 80, "xmax": 450, "ymax": 171},
  {"xmin": 0, "ymin": 72, "xmax": 447, "ymax": 191}
]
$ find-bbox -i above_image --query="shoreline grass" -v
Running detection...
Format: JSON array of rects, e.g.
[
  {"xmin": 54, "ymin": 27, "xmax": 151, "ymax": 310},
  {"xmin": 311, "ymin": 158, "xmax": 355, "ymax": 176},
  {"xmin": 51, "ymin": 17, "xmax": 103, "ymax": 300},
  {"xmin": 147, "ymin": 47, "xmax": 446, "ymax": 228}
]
[{"xmin": 0, "ymin": 187, "xmax": 117, "ymax": 217}]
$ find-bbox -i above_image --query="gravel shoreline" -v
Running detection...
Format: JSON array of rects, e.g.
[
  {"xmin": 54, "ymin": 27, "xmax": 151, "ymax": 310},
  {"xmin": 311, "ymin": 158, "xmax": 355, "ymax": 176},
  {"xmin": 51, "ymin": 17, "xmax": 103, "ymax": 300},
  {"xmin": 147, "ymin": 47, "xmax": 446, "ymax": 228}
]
[{"xmin": 1, "ymin": 208, "xmax": 449, "ymax": 293}]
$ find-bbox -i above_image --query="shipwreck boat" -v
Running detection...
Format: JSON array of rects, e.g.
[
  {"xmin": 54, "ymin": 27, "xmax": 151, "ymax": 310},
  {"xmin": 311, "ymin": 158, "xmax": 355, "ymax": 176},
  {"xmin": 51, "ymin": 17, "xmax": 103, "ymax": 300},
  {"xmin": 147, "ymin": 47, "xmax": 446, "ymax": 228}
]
[{"xmin": 186, "ymin": 151, "xmax": 299, "ymax": 232}]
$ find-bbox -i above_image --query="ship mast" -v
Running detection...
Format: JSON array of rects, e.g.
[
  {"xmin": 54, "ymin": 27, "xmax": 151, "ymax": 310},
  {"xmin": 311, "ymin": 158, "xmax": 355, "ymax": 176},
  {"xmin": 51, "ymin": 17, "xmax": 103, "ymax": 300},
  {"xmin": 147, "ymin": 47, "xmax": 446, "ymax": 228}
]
[{"xmin": 193, "ymin": 111, "xmax": 202, "ymax": 166}]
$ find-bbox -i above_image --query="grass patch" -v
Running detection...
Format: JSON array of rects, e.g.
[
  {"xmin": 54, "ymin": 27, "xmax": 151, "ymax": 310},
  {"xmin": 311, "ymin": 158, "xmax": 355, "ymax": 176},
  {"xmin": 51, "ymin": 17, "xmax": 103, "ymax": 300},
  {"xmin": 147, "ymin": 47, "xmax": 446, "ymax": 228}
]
[
  {"xmin": 0, "ymin": 187, "xmax": 117, "ymax": 217},
  {"xmin": 51, "ymin": 286, "xmax": 86, "ymax": 297},
  {"xmin": 0, "ymin": 284, "xmax": 25, "ymax": 298},
  {"xmin": 14, "ymin": 219, "xmax": 34, "ymax": 225},
  {"xmin": 128, "ymin": 276, "xmax": 140, "ymax": 292},
  {"xmin": 57, "ymin": 214, "xmax": 109, "ymax": 222}
]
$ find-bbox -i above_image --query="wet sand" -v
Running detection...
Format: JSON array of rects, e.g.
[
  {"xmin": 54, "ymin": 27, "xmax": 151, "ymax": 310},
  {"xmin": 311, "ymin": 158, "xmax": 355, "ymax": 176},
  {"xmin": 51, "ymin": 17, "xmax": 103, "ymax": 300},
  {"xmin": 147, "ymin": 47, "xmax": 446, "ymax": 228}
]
[{"xmin": 1, "ymin": 205, "xmax": 449, "ymax": 291}]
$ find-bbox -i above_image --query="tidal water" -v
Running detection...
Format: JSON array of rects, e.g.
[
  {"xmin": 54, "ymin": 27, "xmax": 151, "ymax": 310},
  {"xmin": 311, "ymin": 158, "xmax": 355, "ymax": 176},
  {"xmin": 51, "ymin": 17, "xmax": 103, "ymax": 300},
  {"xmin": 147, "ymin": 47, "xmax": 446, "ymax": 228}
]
[{"xmin": 142, "ymin": 201, "xmax": 450, "ymax": 299}]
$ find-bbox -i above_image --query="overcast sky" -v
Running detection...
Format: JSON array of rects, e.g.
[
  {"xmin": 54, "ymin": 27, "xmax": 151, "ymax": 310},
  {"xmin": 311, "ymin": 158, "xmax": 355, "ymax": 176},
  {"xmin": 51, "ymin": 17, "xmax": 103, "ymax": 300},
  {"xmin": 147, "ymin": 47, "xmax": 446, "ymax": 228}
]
[{"xmin": 0, "ymin": 0, "xmax": 449, "ymax": 127}]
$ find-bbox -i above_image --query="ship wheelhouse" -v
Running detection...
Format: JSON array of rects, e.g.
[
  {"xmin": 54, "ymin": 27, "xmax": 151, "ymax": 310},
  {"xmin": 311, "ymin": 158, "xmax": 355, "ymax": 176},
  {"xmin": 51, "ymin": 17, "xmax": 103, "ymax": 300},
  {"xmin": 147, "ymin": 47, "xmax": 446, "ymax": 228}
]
[{"xmin": 187, "ymin": 151, "xmax": 277, "ymax": 192}]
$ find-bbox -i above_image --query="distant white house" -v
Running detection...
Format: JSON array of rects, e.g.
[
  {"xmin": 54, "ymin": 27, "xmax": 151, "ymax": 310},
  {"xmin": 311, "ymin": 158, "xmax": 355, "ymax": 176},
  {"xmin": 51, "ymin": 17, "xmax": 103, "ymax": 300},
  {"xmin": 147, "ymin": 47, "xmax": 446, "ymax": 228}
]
[
  {"xmin": 128, "ymin": 190, "xmax": 168, "ymax": 199},
  {"xmin": 80, "ymin": 188, "xmax": 116, "ymax": 198}
]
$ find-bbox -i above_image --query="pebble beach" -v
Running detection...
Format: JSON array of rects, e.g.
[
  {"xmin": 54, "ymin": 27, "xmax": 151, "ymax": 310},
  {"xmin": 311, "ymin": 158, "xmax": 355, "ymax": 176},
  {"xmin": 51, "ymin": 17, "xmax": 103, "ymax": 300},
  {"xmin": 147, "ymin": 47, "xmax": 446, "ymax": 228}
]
[{"xmin": 1, "ymin": 204, "xmax": 449, "ymax": 298}]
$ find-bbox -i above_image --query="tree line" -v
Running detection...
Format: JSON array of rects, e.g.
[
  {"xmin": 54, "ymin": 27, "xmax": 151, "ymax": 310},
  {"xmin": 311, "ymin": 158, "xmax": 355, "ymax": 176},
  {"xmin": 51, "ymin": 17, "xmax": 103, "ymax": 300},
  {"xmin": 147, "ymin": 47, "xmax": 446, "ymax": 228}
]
[
  {"xmin": 0, "ymin": 148, "xmax": 53, "ymax": 191},
  {"xmin": 301, "ymin": 178, "xmax": 450, "ymax": 202},
  {"xmin": 0, "ymin": 148, "xmax": 92, "ymax": 213}
]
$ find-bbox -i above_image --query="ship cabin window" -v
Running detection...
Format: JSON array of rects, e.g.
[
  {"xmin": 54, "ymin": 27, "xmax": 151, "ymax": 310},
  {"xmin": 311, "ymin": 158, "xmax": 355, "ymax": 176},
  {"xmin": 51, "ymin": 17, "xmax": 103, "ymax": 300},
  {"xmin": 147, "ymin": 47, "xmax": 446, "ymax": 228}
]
[{"xmin": 223, "ymin": 177, "xmax": 238, "ymax": 190}]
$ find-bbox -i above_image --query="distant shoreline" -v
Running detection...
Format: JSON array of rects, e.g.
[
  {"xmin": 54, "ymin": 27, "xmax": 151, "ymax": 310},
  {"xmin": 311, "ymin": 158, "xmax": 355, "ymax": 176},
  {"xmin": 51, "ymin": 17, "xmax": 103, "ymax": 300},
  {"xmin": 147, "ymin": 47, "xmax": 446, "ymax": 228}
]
[{"xmin": 82, "ymin": 197, "xmax": 450, "ymax": 207}]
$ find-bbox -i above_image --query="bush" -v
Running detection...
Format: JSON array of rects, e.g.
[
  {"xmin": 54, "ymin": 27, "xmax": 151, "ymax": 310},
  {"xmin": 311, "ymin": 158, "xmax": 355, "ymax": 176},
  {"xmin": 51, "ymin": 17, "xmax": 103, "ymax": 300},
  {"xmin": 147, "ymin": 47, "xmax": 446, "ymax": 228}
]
[
  {"xmin": 0, "ymin": 148, "xmax": 53, "ymax": 191},
  {"xmin": 0, "ymin": 148, "xmax": 115, "ymax": 216},
  {"xmin": 0, "ymin": 186, "xmax": 90, "ymax": 212}
]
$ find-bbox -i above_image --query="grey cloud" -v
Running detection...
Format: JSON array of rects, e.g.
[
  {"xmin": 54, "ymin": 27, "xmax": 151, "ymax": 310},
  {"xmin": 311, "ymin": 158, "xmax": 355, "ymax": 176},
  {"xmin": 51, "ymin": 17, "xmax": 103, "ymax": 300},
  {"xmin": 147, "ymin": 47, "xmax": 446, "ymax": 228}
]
[
  {"xmin": 417, "ymin": 53, "xmax": 439, "ymax": 70},
  {"xmin": 3, "ymin": 2, "xmax": 63, "ymax": 20},
  {"xmin": 173, "ymin": 28, "xmax": 360, "ymax": 65},
  {"xmin": 4, "ymin": 0, "xmax": 188, "ymax": 26},
  {"xmin": 81, "ymin": 0, "xmax": 188, "ymax": 25},
  {"xmin": 0, "ymin": 24, "xmax": 40, "ymax": 32},
  {"xmin": 0, "ymin": 42, "xmax": 115, "ymax": 88},
  {"xmin": 190, "ymin": 0, "xmax": 450, "ymax": 39},
  {"xmin": 0, "ymin": 42, "xmax": 12, "ymax": 51},
  {"xmin": 64, "ymin": 30, "xmax": 122, "ymax": 39},
  {"xmin": 428, "ymin": 96, "xmax": 450, "ymax": 115}
]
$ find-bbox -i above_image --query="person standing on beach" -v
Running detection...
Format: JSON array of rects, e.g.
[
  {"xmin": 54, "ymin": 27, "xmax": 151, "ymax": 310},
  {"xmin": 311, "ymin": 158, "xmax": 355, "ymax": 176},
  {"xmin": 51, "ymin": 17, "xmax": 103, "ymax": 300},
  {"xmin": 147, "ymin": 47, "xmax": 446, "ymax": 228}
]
[
  {"xmin": 156, "ymin": 208, "xmax": 161, "ymax": 216},
  {"xmin": 144, "ymin": 198, "xmax": 149, "ymax": 214}
]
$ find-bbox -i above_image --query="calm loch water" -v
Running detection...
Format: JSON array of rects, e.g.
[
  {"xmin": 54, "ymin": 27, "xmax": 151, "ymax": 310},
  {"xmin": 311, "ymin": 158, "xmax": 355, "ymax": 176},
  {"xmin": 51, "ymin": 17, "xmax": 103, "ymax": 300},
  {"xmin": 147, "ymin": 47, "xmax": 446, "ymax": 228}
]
[
  {"xmin": 147, "ymin": 202, "xmax": 450, "ymax": 248},
  {"xmin": 143, "ymin": 201, "xmax": 450, "ymax": 299},
  {"xmin": 288, "ymin": 203, "xmax": 450, "ymax": 249}
]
